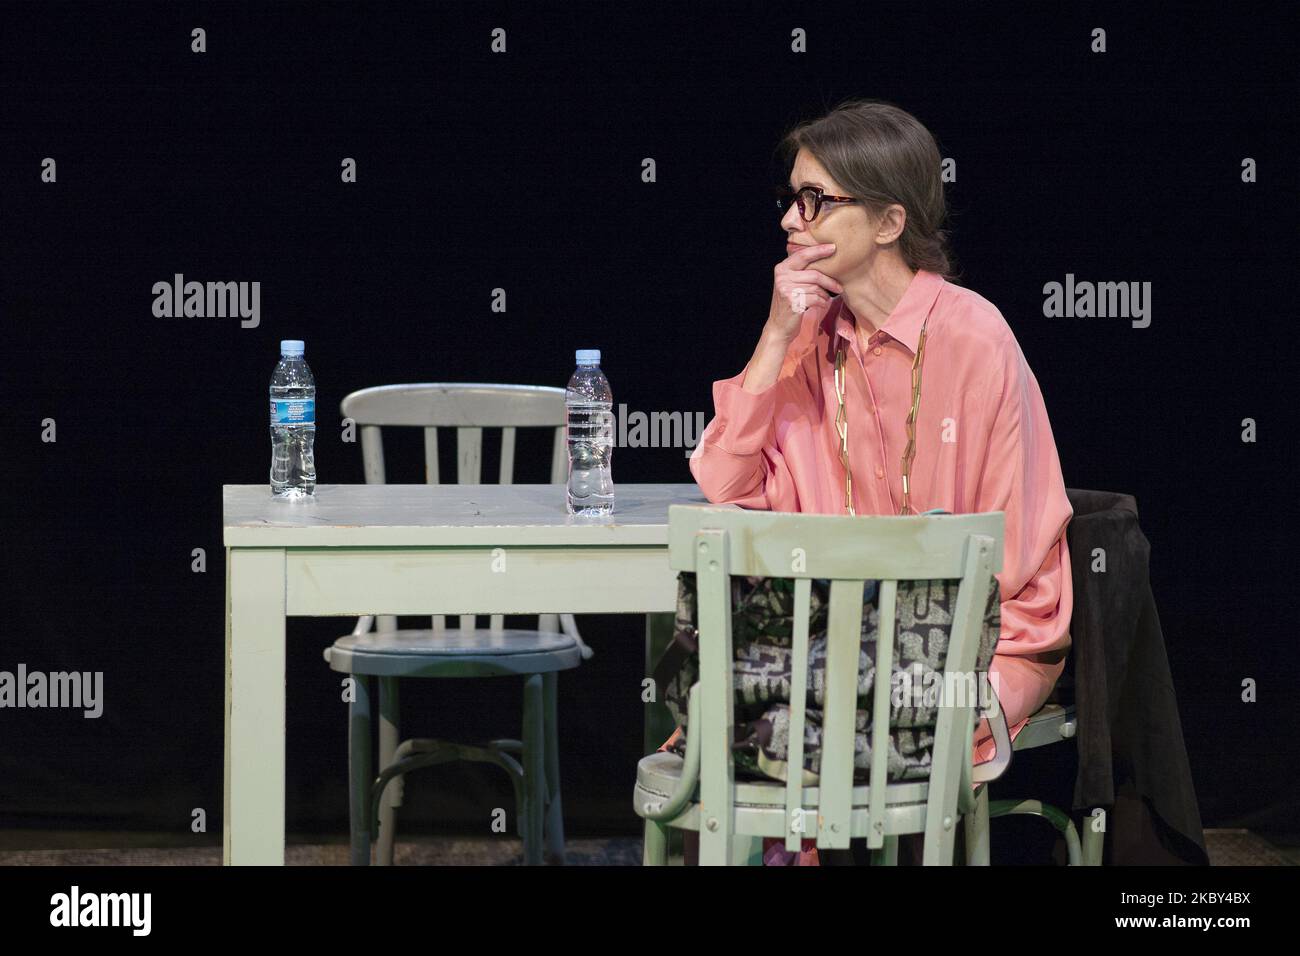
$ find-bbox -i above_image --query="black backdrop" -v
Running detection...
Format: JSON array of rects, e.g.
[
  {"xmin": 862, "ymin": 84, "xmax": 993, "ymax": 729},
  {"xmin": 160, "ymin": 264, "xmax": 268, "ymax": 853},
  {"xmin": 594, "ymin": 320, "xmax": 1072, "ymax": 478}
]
[{"xmin": 1, "ymin": 1, "xmax": 1296, "ymax": 843}]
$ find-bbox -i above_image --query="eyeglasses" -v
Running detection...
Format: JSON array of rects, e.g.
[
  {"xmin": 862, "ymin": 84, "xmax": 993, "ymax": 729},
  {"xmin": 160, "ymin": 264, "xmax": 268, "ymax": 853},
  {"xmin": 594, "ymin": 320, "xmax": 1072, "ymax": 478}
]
[{"xmin": 775, "ymin": 184, "xmax": 860, "ymax": 222}]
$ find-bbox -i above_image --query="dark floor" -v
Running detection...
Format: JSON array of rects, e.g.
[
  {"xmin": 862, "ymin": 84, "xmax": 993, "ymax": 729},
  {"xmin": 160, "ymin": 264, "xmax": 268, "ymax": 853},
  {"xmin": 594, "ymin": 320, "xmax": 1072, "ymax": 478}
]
[
  {"xmin": 0, "ymin": 835, "xmax": 641, "ymax": 866},
  {"xmin": 0, "ymin": 829, "xmax": 1292, "ymax": 865}
]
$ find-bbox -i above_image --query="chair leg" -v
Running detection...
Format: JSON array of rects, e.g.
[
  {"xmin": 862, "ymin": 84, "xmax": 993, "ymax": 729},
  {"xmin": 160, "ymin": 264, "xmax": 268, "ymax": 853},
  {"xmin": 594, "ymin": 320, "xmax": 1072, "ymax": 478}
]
[
  {"xmin": 964, "ymin": 785, "xmax": 991, "ymax": 865},
  {"xmin": 521, "ymin": 674, "xmax": 545, "ymax": 865},
  {"xmin": 541, "ymin": 671, "xmax": 566, "ymax": 864},
  {"xmin": 643, "ymin": 819, "xmax": 670, "ymax": 866},
  {"xmin": 870, "ymin": 834, "xmax": 899, "ymax": 865},
  {"xmin": 376, "ymin": 677, "xmax": 400, "ymax": 866},
  {"xmin": 728, "ymin": 834, "xmax": 761, "ymax": 866},
  {"xmin": 348, "ymin": 674, "xmax": 372, "ymax": 866},
  {"xmin": 1083, "ymin": 812, "xmax": 1105, "ymax": 866},
  {"xmin": 921, "ymin": 820, "xmax": 958, "ymax": 866}
]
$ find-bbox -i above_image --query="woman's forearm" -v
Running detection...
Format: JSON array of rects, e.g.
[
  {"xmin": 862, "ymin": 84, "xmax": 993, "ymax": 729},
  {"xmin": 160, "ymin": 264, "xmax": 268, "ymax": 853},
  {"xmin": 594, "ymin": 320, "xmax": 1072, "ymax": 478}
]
[{"xmin": 741, "ymin": 323, "xmax": 796, "ymax": 394}]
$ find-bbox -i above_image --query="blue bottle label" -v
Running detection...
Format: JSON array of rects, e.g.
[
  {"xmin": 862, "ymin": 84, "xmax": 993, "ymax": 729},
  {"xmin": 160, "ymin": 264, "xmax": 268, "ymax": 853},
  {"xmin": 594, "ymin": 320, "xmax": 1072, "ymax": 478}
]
[{"xmin": 270, "ymin": 398, "xmax": 315, "ymax": 425}]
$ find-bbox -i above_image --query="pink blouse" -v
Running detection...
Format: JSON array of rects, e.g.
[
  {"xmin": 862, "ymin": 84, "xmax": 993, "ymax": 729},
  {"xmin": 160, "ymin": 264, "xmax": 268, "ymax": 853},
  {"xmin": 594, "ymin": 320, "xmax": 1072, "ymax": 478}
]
[{"xmin": 688, "ymin": 268, "xmax": 1074, "ymax": 763}]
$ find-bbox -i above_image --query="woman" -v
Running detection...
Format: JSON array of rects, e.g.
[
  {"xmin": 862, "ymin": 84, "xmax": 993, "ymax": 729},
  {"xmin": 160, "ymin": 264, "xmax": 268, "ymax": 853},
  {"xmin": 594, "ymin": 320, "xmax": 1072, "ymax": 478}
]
[{"xmin": 666, "ymin": 98, "xmax": 1073, "ymax": 864}]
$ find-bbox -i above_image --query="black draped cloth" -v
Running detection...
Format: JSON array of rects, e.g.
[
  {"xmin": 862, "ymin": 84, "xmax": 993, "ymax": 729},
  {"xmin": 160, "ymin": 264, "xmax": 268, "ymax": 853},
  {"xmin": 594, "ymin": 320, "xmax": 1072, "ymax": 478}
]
[{"xmin": 1051, "ymin": 488, "xmax": 1209, "ymax": 865}]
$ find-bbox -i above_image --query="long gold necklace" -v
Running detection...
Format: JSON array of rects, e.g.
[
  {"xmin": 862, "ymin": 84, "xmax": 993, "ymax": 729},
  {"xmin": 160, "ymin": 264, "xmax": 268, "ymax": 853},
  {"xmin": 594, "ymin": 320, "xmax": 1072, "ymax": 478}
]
[{"xmin": 832, "ymin": 315, "xmax": 930, "ymax": 516}]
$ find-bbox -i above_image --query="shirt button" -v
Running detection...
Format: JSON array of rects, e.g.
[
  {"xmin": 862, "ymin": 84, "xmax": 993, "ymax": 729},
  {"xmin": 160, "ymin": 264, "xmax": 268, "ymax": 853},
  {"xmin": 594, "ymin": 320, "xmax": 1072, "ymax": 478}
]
[
  {"xmin": 873, "ymin": 346, "xmax": 883, "ymax": 356},
  {"xmin": 875, "ymin": 465, "xmax": 885, "ymax": 479}
]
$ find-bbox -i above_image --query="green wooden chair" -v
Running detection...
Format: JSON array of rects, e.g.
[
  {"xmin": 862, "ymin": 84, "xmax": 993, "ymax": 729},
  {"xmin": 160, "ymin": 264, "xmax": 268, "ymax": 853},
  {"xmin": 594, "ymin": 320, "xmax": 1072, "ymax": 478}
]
[
  {"xmin": 633, "ymin": 504, "xmax": 1009, "ymax": 865},
  {"xmin": 963, "ymin": 698, "xmax": 1099, "ymax": 865},
  {"xmin": 325, "ymin": 383, "xmax": 593, "ymax": 866}
]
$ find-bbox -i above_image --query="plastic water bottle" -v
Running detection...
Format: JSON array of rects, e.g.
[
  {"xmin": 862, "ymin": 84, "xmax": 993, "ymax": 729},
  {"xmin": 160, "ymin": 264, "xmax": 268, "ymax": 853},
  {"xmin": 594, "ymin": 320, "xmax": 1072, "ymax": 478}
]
[
  {"xmin": 269, "ymin": 339, "xmax": 316, "ymax": 498},
  {"xmin": 565, "ymin": 349, "xmax": 614, "ymax": 516}
]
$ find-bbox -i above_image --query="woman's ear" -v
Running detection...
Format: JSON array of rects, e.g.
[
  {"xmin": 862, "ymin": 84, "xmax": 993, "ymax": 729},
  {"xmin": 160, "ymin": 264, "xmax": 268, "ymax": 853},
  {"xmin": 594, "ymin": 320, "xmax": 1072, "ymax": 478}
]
[{"xmin": 876, "ymin": 204, "xmax": 908, "ymax": 245}]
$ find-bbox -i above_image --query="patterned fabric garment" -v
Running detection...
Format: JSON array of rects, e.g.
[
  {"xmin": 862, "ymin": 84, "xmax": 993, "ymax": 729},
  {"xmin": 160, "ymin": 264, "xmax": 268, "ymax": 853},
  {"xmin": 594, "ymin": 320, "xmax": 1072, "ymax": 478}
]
[{"xmin": 655, "ymin": 571, "xmax": 1002, "ymax": 783}]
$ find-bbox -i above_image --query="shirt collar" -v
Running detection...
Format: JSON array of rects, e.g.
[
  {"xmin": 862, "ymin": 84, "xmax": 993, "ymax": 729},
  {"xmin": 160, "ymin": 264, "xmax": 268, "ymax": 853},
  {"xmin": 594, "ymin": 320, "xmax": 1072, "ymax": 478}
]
[{"xmin": 821, "ymin": 268, "xmax": 945, "ymax": 356}]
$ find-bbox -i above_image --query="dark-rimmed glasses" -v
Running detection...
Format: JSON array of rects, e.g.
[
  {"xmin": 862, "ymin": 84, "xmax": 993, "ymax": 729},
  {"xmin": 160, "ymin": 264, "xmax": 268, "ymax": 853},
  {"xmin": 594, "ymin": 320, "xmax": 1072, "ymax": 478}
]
[{"xmin": 775, "ymin": 184, "xmax": 860, "ymax": 222}]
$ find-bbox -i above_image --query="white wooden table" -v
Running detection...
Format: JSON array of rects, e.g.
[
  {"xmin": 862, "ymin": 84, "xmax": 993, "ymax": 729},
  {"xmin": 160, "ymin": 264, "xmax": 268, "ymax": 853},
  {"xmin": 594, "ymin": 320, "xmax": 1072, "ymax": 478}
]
[{"xmin": 222, "ymin": 482, "xmax": 719, "ymax": 865}]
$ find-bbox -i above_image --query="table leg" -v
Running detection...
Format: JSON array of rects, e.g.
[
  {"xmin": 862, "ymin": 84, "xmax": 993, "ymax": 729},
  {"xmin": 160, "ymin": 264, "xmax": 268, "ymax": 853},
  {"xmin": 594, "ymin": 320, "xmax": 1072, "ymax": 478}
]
[
  {"xmin": 223, "ymin": 547, "xmax": 287, "ymax": 865},
  {"xmin": 643, "ymin": 612, "xmax": 678, "ymax": 756}
]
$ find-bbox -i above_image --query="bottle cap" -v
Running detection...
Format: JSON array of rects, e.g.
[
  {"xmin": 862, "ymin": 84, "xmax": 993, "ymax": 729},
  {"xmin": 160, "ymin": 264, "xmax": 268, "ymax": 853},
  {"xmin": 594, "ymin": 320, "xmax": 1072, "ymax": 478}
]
[
  {"xmin": 281, "ymin": 340, "xmax": 305, "ymax": 356},
  {"xmin": 575, "ymin": 349, "xmax": 600, "ymax": 365}
]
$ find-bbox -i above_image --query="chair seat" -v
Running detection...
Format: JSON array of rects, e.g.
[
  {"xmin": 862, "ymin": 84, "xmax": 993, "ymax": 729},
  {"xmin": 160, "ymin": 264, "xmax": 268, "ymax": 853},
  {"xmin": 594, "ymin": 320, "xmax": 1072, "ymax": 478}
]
[
  {"xmin": 325, "ymin": 628, "xmax": 582, "ymax": 678},
  {"xmin": 633, "ymin": 751, "xmax": 934, "ymax": 839},
  {"xmin": 1011, "ymin": 703, "xmax": 1077, "ymax": 752}
]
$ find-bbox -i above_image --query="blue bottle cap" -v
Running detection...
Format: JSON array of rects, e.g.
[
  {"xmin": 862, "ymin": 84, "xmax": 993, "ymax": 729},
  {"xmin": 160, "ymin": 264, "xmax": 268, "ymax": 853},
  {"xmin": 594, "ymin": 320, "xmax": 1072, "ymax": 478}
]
[
  {"xmin": 281, "ymin": 340, "xmax": 305, "ymax": 356},
  {"xmin": 575, "ymin": 349, "xmax": 600, "ymax": 365}
]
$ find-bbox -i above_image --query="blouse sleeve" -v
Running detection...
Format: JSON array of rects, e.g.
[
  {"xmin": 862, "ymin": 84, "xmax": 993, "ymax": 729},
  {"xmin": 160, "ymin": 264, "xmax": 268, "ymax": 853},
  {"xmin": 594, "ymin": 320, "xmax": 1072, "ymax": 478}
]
[
  {"xmin": 972, "ymin": 332, "xmax": 1075, "ymax": 727},
  {"xmin": 688, "ymin": 362, "xmax": 803, "ymax": 512}
]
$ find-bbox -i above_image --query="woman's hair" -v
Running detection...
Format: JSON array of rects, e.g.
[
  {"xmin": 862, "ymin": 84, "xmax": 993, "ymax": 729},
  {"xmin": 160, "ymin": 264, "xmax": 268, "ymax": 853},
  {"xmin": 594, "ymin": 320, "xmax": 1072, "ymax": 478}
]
[{"xmin": 778, "ymin": 98, "xmax": 959, "ymax": 282}]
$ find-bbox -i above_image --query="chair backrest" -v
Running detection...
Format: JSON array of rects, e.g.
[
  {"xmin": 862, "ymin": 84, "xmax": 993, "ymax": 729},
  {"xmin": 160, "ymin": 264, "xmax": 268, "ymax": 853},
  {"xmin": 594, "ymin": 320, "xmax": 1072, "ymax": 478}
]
[
  {"xmin": 340, "ymin": 383, "xmax": 568, "ymax": 635},
  {"xmin": 667, "ymin": 504, "xmax": 1003, "ymax": 863}
]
